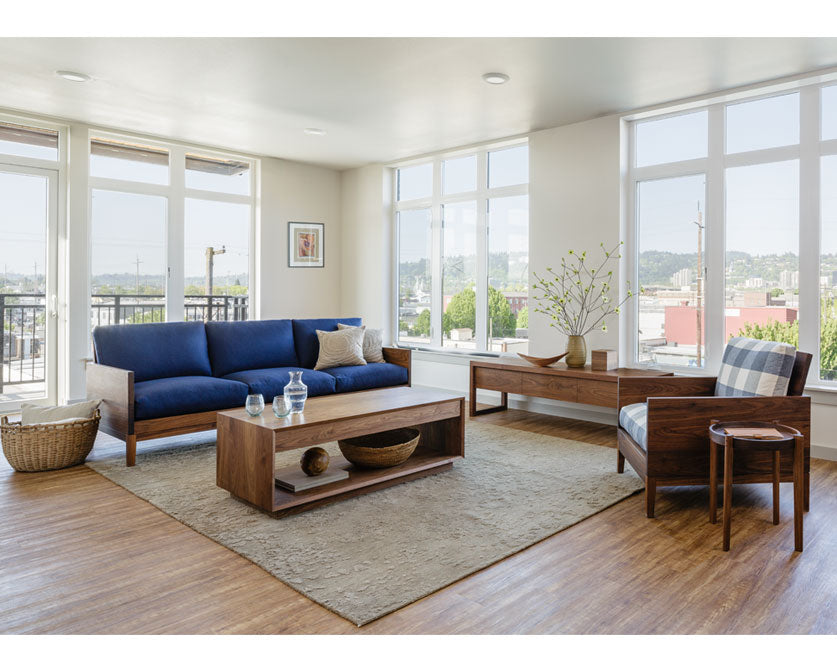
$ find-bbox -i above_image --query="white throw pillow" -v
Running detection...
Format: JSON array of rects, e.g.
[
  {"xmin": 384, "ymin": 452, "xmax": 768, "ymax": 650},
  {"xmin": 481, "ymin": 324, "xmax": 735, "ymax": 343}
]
[
  {"xmin": 20, "ymin": 399, "xmax": 101, "ymax": 426},
  {"xmin": 338, "ymin": 323, "xmax": 385, "ymax": 363},
  {"xmin": 313, "ymin": 328, "xmax": 367, "ymax": 370}
]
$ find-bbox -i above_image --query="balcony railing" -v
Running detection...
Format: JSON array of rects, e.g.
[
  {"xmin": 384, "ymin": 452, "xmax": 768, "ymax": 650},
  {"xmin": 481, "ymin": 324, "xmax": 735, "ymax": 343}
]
[{"xmin": 1, "ymin": 293, "xmax": 248, "ymax": 394}]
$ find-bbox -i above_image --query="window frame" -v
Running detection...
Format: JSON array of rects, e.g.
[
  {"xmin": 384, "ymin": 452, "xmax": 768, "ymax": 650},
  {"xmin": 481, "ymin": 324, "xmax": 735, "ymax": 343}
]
[
  {"xmin": 625, "ymin": 81, "xmax": 836, "ymax": 387},
  {"xmin": 392, "ymin": 139, "xmax": 529, "ymax": 354},
  {"xmin": 87, "ymin": 129, "xmax": 258, "ymax": 331}
]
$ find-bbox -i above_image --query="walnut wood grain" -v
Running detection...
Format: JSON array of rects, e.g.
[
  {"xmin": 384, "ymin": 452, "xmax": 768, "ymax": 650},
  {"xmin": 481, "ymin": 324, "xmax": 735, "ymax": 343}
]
[
  {"xmin": 470, "ymin": 359, "xmax": 672, "ymax": 417},
  {"xmin": 787, "ymin": 351, "xmax": 813, "ymax": 396},
  {"xmin": 85, "ymin": 362, "xmax": 134, "ymax": 439},
  {"xmin": 216, "ymin": 388, "xmax": 465, "ymax": 514},
  {"xmin": 616, "ymin": 376, "xmax": 717, "ymax": 412}
]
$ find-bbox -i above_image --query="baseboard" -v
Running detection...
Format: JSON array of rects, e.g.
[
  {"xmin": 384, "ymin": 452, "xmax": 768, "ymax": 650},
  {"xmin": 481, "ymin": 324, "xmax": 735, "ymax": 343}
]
[
  {"xmin": 413, "ymin": 384, "xmax": 617, "ymax": 427},
  {"xmin": 812, "ymin": 444, "xmax": 837, "ymax": 461}
]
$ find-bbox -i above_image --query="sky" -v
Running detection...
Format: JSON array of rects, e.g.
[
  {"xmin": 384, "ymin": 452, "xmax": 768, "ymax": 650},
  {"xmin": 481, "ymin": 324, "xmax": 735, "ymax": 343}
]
[{"xmin": 1, "ymin": 149, "xmax": 251, "ymax": 288}]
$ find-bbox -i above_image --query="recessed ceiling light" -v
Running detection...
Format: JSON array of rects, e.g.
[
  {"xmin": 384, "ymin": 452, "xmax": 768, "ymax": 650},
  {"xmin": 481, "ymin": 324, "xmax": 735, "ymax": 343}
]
[
  {"xmin": 55, "ymin": 70, "xmax": 91, "ymax": 83},
  {"xmin": 304, "ymin": 128, "xmax": 326, "ymax": 136},
  {"xmin": 482, "ymin": 72, "xmax": 510, "ymax": 85}
]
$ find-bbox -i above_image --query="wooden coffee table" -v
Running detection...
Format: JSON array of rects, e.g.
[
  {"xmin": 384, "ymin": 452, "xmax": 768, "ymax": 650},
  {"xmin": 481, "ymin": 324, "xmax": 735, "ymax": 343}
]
[{"xmin": 216, "ymin": 387, "xmax": 465, "ymax": 516}]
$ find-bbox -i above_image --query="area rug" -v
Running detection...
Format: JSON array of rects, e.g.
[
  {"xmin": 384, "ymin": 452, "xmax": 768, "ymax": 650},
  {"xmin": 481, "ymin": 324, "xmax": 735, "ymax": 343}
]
[{"xmin": 87, "ymin": 423, "xmax": 643, "ymax": 626}]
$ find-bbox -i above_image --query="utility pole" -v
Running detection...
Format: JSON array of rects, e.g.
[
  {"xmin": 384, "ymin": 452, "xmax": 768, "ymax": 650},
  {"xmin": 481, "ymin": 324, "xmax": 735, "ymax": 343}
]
[
  {"xmin": 205, "ymin": 246, "xmax": 226, "ymax": 297},
  {"xmin": 33, "ymin": 261, "xmax": 38, "ymax": 293},
  {"xmin": 694, "ymin": 204, "xmax": 705, "ymax": 368},
  {"xmin": 134, "ymin": 255, "xmax": 143, "ymax": 294}
]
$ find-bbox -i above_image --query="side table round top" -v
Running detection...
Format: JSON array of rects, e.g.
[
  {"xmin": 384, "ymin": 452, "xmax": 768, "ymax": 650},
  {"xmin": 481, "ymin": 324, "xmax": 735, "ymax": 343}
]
[{"xmin": 708, "ymin": 420, "xmax": 801, "ymax": 450}]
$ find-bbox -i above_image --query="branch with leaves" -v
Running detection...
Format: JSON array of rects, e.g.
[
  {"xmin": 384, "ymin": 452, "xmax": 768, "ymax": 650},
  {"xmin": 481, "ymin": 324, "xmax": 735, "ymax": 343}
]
[{"xmin": 532, "ymin": 242, "xmax": 636, "ymax": 337}]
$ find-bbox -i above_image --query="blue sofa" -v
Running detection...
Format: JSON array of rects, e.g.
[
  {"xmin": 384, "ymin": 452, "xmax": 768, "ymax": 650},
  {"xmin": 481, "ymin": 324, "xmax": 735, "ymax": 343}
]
[{"xmin": 86, "ymin": 318, "xmax": 411, "ymax": 465}]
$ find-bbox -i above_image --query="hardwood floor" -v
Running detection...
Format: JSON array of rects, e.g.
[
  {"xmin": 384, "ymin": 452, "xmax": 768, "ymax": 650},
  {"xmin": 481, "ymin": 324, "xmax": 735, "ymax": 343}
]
[{"xmin": 1, "ymin": 408, "xmax": 835, "ymax": 634}]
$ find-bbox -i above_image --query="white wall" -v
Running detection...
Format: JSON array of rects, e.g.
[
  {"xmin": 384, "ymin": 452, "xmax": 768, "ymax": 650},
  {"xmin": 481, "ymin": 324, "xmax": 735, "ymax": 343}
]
[
  {"xmin": 339, "ymin": 164, "xmax": 393, "ymax": 340},
  {"xmin": 528, "ymin": 115, "xmax": 623, "ymax": 359},
  {"xmin": 259, "ymin": 157, "xmax": 343, "ymax": 320}
]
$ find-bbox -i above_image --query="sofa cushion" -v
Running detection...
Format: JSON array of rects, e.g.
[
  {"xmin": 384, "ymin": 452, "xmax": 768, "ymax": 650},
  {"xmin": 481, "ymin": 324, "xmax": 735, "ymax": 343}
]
[
  {"xmin": 223, "ymin": 367, "xmax": 336, "ymax": 399},
  {"xmin": 619, "ymin": 402, "xmax": 648, "ymax": 450},
  {"xmin": 134, "ymin": 376, "xmax": 249, "ymax": 421},
  {"xmin": 205, "ymin": 319, "xmax": 298, "ymax": 377},
  {"xmin": 715, "ymin": 336, "xmax": 796, "ymax": 397},
  {"xmin": 92, "ymin": 322, "xmax": 212, "ymax": 382},
  {"xmin": 321, "ymin": 362, "xmax": 408, "ymax": 393},
  {"xmin": 292, "ymin": 318, "xmax": 362, "ymax": 369}
]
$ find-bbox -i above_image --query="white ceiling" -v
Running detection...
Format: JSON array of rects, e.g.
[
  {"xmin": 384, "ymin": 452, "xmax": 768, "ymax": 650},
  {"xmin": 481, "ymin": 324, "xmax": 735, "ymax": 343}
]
[{"xmin": 1, "ymin": 37, "xmax": 836, "ymax": 170}]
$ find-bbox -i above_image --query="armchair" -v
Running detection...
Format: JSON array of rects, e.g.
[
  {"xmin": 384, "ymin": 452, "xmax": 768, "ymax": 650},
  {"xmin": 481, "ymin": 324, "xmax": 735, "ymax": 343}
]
[{"xmin": 617, "ymin": 338, "xmax": 812, "ymax": 518}]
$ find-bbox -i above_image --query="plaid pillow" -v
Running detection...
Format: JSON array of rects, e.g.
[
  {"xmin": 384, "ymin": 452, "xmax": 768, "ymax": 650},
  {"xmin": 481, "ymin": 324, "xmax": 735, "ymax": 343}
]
[
  {"xmin": 619, "ymin": 402, "xmax": 648, "ymax": 449},
  {"xmin": 715, "ymin": 337, "xmax": 796, "ymax": 397}
]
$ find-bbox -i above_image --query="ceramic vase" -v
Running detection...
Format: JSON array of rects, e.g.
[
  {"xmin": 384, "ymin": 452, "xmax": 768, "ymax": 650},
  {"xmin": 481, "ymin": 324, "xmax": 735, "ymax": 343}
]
[{"xmin": 565, "ymin": 335, "xmax": 587, "ymax": 368}]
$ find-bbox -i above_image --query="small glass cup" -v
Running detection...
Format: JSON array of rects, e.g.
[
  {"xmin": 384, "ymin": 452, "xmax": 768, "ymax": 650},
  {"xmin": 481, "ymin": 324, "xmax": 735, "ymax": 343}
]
[
  {"xmin": 272, "ymin": 395, "xmax": 291, "ymax": 418},
  {"xmin": 245, "ymin": 393, "xmax": 265, "ymax": 417}
]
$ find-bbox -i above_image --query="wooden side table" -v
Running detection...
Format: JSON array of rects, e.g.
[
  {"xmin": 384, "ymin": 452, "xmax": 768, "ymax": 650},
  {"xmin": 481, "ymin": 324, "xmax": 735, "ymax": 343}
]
[{"xmin": 708, "ymin": 421, "xmax": 804, "ymax": 552}]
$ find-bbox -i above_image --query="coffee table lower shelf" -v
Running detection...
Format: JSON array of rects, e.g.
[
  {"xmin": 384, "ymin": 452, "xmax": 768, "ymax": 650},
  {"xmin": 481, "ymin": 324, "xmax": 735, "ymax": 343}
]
[{"xmin": 267, "ymin": 448, "xmax": 461, "ymax": 517}]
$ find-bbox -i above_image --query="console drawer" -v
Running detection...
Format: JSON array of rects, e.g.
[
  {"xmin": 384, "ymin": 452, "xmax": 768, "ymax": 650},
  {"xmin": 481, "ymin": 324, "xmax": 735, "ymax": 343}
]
[{"xmin": 473, "ymin": 367, "xmax": 522, "ymax": 394}]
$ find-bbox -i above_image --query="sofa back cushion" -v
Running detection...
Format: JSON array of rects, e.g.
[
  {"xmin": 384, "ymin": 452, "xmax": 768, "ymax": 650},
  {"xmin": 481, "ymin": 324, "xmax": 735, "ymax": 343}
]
[
  {"xmin": 292, "ymin": 318, "xmax": 362, "ymax": 369},
  {"xmin": 205, "ymin": 319, "xmax": 298, "ymax": 377},
  {"xmin": 715, "ymin": 336, "xmax": 796, "ymax": 397},
  {"xmin": 92, "ymin": 322, "xmax": 212, "ymax": 382}
]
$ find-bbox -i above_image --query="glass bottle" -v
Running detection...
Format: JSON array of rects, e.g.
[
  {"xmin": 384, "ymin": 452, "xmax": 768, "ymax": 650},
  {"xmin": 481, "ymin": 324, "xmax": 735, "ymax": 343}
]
[{"xmin": 284, "ymin": 370, "xmax": 308, "ymax": 414}]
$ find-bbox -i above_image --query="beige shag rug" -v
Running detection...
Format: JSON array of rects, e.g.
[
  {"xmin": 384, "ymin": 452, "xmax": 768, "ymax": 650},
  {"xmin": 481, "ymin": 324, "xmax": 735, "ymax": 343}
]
[{"xmin": 87, "ymin": 422, "xmax": 643, "ymax": 626}]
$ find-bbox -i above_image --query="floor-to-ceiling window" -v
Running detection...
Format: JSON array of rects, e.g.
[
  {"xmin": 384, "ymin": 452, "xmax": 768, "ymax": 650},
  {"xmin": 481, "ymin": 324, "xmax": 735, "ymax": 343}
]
[
  {"xmin": 0, "ymin": 118, "xmax": 61, "ymax": 408},
  {"xmin": 394, "ymin": 141, "xmax": 529, "ymax": 354},
  {"xmin": 89, "ymin": 135, "xmax": 255, "ymax": 331},
  {"xmin": 627, "ymin": 80, "xmax": 837, "ymax": 386}
]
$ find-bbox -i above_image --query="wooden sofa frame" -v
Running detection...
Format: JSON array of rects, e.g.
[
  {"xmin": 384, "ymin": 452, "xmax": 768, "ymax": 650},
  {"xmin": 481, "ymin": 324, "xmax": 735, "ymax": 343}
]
[
  {"xmin": 616, "ymin": 351, "xmax": 812, "ymax": 518},
  {"xmin": 87, "ymin": 347, "xmax": 412, "ymax": 466}
]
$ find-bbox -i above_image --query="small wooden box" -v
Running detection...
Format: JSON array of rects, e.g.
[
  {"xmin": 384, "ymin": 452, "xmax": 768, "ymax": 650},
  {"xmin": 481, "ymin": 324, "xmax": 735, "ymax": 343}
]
[{"xmin": 591, "ymin": 349, "xmax": 618, "ymax": 371}]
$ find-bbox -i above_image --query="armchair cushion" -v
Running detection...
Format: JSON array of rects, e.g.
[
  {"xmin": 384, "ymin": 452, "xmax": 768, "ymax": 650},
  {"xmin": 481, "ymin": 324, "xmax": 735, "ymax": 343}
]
[
  {"xmin": 715, "ymin": 337, "xmax": 796, "ymax": 397},
  {"xmin": 619, "ymin": 402, "xmax": 648, "ymax": 450}
]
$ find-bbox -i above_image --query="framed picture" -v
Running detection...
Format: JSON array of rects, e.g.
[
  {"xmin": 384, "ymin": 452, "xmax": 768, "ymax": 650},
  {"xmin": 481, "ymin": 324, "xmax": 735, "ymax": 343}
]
[{"xmin": 288, "ymin": 221, "xmax": 324, "ymax": 268}]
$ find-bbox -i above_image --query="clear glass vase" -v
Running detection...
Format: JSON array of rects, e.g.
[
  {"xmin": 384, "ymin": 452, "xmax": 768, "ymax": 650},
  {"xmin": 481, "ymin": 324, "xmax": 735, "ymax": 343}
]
[{"xmin": 284, "ymin": 370, "xmax": 308, "ymax": 414}]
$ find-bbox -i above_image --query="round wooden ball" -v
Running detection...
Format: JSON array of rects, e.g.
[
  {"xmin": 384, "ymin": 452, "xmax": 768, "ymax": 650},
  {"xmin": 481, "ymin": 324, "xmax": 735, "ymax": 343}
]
[{"xmin": 300, "ymin": 447, "xmax": 330, "ymax": 476}]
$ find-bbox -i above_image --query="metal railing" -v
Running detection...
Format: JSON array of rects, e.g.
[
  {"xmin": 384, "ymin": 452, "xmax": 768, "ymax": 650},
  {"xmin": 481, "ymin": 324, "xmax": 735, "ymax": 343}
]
[{"xmin": 1, "ymin": 293, "xmax": 248, "ymax": 393}]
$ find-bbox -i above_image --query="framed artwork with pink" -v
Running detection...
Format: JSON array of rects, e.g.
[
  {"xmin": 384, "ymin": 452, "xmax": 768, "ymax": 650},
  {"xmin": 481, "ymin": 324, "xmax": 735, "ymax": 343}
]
[{"xmin": 288, "ymin": 221, "xmax": 324, "ymax": 268}]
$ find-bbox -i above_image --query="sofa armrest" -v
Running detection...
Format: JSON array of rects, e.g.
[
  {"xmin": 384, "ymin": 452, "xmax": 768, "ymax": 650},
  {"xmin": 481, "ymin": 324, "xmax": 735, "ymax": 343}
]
[
  {"xmin": 382, "ymin": 347, "xmax": 412, "ymax": 386},
  {"xmin": 617, "ymin": 376, "xmax": 716, "ymax": 412},
  {"xmin": 645, "ymin": 394, "xmax": 811, "ymax": 455},
  {"xmin": 86, "ymin": 362, "xmax": 134, "ymax": 439}
]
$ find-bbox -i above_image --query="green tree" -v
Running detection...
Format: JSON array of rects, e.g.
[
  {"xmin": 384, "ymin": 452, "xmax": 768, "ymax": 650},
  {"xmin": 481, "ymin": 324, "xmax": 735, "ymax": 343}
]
[
  {"xmin": 414, "ymin": 309, "xmax": 431, "ymax": 337},
  {"xmin": 488, "ymin": 286, "xmax": 516, "ymax": 338},
  {"xmin": 738, "ymin": 298, "xmax": 837, "ymax": 380},
  {"xmin": 441, "ymin": 286, "xmax": 518, "ymax": 338},
  {"xmin": 516, "ymin": 306, "xmax": 529, "ymax": 329},
  {"xmin": 445, "ymin": 287, "xmax": 476, "ymax": 334}
]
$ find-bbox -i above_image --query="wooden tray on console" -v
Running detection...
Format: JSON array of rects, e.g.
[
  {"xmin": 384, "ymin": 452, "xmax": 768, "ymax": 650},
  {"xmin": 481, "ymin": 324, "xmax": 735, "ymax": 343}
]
[{"xmin": 517, "ymin": 352, "xmax": 568, "ymax": 367}]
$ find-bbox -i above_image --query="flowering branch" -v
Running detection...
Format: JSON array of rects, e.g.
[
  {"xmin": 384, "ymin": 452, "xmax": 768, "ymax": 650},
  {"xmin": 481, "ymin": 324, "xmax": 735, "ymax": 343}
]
[{"xmin": 532, "ymin": 242, "xmax": 636, "ymax": 337}]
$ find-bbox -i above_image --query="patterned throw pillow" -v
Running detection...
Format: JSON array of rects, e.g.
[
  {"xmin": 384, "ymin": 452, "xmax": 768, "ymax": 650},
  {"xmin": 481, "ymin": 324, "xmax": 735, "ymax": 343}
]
[
  {"xmin": 313, "ymin": 327, "xmax": 367, "ymax": 370},
  {"xmin": 338, "ymin": 323, "xmax": 384, "ymax": 363},
  {"xmin": 715, "ymin": 337, "xmax": 797, "ymax": 397}
]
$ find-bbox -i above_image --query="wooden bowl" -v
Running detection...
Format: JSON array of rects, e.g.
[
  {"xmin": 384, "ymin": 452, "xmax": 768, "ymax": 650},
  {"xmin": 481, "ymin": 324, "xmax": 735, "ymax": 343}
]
[
  {"xmin": 337, "ymin": 428, "xmax": 420, "ymax": 469},
  {"xmin": 517, "ymin": 352, "xmax": 568, "ymax": 367}
]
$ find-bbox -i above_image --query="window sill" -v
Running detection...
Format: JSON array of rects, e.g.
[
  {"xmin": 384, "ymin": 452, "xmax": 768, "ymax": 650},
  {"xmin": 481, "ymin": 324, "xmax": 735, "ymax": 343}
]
[{"xmin": 406, "ymin": 348, "xmax": 505, "ymax": 366}]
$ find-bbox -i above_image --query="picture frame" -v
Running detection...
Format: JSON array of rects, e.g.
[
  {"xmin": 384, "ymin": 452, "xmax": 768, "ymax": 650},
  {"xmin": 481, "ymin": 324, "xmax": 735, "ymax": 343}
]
[{"xmin": 288, "ymin": 221, "xmax": 324, "ymax": 268}]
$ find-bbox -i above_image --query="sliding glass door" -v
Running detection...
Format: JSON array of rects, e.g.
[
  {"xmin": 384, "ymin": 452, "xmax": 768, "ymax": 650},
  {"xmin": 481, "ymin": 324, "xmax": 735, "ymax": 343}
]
[{"xmin": 0, "ymin": 164, "xmax": 58, "ymax": 409}]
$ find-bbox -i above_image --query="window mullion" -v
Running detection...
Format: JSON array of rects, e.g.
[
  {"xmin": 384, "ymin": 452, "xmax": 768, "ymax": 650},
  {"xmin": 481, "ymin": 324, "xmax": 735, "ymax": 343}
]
[
  {"xmin": 430, "ymin": 157, "xmax": 443, "ymax": 348},
  {"xmin": 475, "ymin": 151, "xmax": 488, "ymax": 352},
  {"xmin": 799, "ymin": 86, "xmax": 821, "ymax": 377},
  {"xmin": 704, "ymin": 103, "xmax": 726, "ymax": 373},
  {"xmin": 166, "ymin": 146, "xmax": 185, "ymax": 322}
]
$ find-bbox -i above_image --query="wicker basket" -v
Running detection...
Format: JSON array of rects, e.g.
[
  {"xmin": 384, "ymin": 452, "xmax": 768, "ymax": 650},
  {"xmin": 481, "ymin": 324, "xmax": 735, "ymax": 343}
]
[
  {"xmin": 1, "ymin": 410, "xmax": 100, "ymax": 472},
  {"xmin": 338, "ymin": 428, "xmax": 420, "ymax": 469}
]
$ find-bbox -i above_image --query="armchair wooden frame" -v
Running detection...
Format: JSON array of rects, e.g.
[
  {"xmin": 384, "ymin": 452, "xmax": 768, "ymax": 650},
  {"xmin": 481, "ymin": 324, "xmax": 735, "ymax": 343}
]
[
  {"xmin": 87, "ymin": 347, "xmax": 412, "ymax": 467},
  {"xmin": 616, "ymin": 352, "xmax": 812, "ymax": 518}
]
